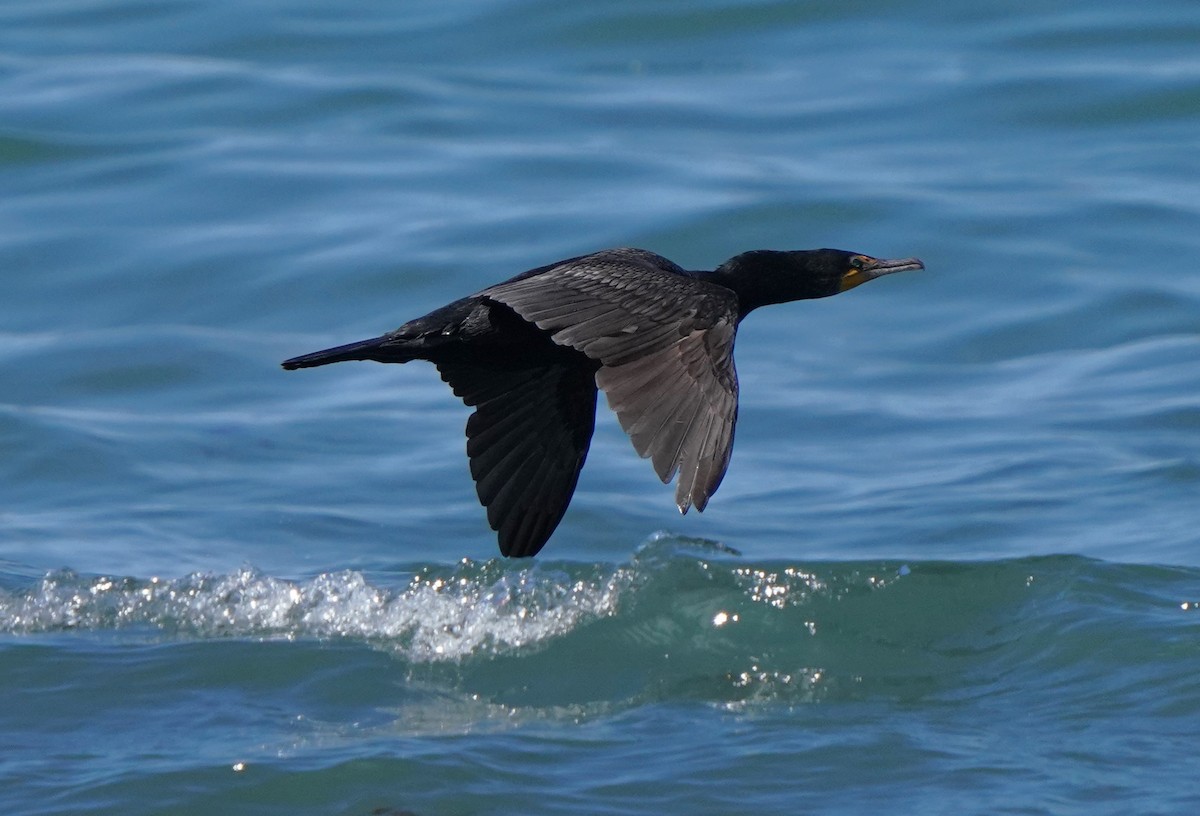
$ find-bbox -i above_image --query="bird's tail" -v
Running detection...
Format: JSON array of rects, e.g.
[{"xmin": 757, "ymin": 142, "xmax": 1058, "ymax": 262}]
[{"xmin": 281, "ymin": 334, "xmax": 419, "ymax": 370}]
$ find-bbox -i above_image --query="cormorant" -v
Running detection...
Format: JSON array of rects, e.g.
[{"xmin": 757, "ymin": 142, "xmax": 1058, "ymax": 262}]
[{"xmin": 283, "ymin": 247, "xmax": 922, "ymax": 557}]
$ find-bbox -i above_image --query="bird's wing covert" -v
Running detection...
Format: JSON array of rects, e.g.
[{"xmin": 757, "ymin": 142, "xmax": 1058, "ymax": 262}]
[{"xmin": 485, "ymin": 249, "xmax": 740, "ymax": 513}]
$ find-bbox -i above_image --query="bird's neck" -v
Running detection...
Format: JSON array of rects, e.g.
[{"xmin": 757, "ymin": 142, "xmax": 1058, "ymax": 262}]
[{"xmin": 698, "ymin": 253, "xmax": 791, "ymax": 317}]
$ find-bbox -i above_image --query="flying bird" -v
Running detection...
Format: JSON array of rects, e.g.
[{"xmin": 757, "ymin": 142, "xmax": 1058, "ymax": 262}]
[{"xmin": 283, "ymin": 247, "xmax": 922, "ymax": 557}]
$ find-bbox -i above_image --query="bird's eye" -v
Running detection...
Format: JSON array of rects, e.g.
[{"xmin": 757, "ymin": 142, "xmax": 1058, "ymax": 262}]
[{"xmin": 849, "ymin": 256, "xmax": 867, "ymax": 271}]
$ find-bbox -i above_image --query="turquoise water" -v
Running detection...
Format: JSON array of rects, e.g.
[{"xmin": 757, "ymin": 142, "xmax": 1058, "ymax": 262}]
[{"xmin": 3, "ymin": 0, "xmax": 1200, "ymax": 813}]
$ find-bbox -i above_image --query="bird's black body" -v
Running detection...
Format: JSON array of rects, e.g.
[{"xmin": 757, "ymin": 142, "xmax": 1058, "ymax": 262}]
[{"xmin": 283, "ymin": 247, "xmax": 922, "ymax": 557}]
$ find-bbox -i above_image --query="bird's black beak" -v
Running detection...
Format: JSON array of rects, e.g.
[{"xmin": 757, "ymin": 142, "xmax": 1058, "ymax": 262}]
[{"xmin": 840, "ymin": 256, "xmax": 924, "ymax": 292}]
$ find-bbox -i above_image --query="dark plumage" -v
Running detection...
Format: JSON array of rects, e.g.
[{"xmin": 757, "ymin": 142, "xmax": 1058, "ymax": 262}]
[{"xmin": 283, "ymin": 247, "xmax": 922, "ymax": 557}]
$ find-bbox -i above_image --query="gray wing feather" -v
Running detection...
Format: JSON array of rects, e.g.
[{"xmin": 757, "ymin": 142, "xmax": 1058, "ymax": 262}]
[
  {"xmin": 596, "ymin": 324, "xmax": 737, "ymax": 511},
  {"xmin": 485, "ymin": 249, "xmax": 740, "ymax": 513}
]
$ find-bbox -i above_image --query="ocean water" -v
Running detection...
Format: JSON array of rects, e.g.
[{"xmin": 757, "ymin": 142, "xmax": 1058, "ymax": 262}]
[{"xmin": 2, "ymin": 0, "xmax": 1199, "ymax": 813}]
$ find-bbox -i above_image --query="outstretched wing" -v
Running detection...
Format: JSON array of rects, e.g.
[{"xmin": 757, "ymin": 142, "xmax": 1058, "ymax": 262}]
[
  {"xmin": 436, "ymin": 358, "xmax": 597, "ymax": 557},
  {"xmin": 593, "ymin": 321, "xmax": 737, "ymax": 512},
  {"xmin": 485, "ymin": 249, "xmax": 740, "ymax": 513}
]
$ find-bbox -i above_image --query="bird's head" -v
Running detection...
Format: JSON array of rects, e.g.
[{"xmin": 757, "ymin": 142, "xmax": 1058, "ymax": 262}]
[{"xmin": 713, "ymin": 249, "xmax": 923, "ymax": 315}]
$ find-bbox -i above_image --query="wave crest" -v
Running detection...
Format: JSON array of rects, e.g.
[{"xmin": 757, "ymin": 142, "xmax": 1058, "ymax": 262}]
[{"xmin": 0, "ymin": 560, "xmax": 630, "ymax": 662}]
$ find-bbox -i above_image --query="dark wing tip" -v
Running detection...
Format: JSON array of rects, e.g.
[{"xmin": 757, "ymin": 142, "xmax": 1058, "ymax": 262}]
[{"xmin": 496, "ymin": 513, "xmax": 556, "ymax": 558}]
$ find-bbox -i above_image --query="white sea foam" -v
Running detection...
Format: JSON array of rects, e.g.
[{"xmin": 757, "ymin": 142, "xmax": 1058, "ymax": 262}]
[{"xmin": 0, "ymin": 562, "xmax": 631, "ymax": 662}]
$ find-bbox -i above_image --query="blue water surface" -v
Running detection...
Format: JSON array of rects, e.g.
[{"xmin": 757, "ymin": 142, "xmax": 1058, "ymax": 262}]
[{"xmin": 2, "ymin": 0, "xmax": 1199, "ymax": 813}]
